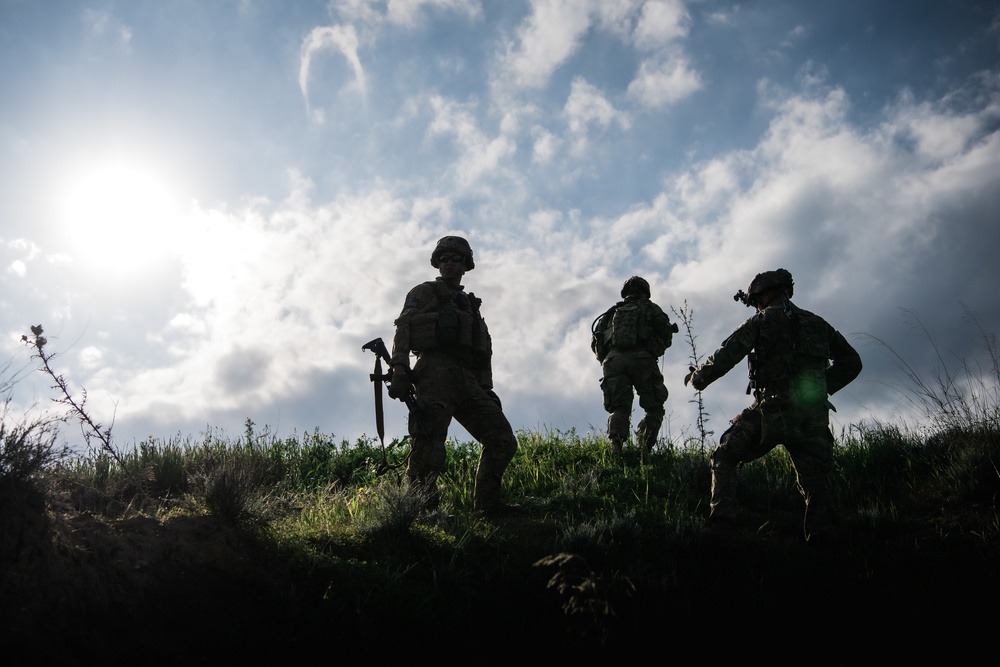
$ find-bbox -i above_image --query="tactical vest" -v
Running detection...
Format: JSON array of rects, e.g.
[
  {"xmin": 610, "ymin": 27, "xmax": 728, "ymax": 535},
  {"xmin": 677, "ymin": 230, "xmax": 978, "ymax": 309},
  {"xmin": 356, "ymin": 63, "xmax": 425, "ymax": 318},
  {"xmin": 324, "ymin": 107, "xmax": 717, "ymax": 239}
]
[{"xmin": 408, "ymin": 281, "xmax": 492, "ymax": 366}]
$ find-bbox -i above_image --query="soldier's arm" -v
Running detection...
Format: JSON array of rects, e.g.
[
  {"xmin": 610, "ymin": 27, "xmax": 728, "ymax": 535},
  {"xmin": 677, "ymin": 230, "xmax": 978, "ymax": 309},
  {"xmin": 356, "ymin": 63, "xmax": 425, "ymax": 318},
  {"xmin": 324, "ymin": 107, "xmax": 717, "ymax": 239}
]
[
  {"xmin": 650, "ymin": 302, "xmax": 674, "ymax": 337},
  {"xmin": 477, "ymin": 315, "xmax": 494, "ymax": 389},
  {"xmin": 390, "ymin": 283, "xmax": 434, "ymax": 368},
  {"xmin": 691, "ymin": 319, "xmax": 757, "ymax": 390},
  {"xmin": 826, "ymin": 329, "xmax": 862, "ymax": 395}
]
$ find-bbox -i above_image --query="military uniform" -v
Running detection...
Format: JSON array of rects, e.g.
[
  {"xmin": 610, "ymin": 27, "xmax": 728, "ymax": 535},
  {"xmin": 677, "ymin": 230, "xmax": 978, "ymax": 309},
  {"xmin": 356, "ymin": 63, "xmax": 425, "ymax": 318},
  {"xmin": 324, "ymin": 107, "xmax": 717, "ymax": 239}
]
[
  {"xmin": 688, "ymin": 269, "xmax": 862, "ymax": 544},
  {"xmin": 389, "ymin": 237, "xmax": 517, "ymax": 513},
  {"xmin": 592, "ymin": 277, "xmax": 676, "ymax": 454}
]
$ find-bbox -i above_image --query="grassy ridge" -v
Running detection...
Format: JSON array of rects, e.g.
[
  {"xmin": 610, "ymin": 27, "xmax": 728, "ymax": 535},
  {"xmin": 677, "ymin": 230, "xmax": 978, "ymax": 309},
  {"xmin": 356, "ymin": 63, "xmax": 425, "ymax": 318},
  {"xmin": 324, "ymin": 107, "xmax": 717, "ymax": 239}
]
[
  {"xmin": 2, "ymin": 417, "xmax": 997, "ymax": 660},
  {"xmin": 4, "ymin": 319, "xmax": 998, "ymax": 659}
]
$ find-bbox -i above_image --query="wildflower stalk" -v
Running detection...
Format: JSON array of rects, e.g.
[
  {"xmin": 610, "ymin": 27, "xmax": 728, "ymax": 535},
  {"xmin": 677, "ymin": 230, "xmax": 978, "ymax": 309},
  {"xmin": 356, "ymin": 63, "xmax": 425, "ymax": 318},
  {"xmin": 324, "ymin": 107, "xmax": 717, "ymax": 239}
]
[
  {"xmin": 672, "ymin": 301, "xmax": 712, "ymax": 449},
  {"xmin": 22, "ymin": 324, "xmax": 141, "ymax": 490}
]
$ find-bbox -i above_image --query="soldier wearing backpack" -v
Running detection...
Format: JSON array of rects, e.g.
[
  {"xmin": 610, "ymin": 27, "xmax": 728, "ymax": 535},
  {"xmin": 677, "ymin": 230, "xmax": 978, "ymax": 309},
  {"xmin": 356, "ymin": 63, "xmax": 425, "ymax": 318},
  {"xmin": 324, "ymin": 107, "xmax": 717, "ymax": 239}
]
[{"xmin": 591, "ymin": 276, "xmax": 678, "ymax": 457}]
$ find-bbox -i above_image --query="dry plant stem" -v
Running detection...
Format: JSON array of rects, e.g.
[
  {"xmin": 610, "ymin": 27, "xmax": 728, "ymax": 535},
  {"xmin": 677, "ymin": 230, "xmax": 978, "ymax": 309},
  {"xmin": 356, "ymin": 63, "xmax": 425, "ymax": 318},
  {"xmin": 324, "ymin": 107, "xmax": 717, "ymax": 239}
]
[
  {"xmin": 672, "ymin": 301, "xmax": 712, "ymax": 448},
  {"xmin": 24, "ymin": 326, "xmax": 143, "ymax": 492}
]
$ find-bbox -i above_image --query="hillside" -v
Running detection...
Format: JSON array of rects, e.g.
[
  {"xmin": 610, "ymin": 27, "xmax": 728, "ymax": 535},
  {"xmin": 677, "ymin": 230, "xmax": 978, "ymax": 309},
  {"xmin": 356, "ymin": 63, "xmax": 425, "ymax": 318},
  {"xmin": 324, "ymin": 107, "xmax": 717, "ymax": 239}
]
[{"xmin": 2, "ymin": 426, "xmax": 996, "ymax": 662}]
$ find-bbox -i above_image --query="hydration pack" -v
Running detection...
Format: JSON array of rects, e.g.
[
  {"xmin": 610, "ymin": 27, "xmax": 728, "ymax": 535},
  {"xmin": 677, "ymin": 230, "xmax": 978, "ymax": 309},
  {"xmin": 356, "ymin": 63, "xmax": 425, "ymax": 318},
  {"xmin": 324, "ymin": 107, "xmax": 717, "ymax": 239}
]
[
  {"xmin": 592, "ymin": 300, "xmax": 653, "ymax": 361},
  {"xmin": 610, "ymin": 300, "xmax": 644, "ymax": 350}
]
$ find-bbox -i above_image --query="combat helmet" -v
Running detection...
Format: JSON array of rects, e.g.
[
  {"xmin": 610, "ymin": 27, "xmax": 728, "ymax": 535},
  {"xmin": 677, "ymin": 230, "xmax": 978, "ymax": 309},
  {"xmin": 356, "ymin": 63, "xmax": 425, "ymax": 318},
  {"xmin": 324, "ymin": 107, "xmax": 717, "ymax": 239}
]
[
  {"xmin": 430, "ymin": 236, "xmax": 475, "ymax": 271},
  {"xmin": 621, "ymin": 276, "xmax": 651, "ymax": 299},
  {"xmin": 736, "ymin": 268, "xmax": 794, "ymax": 307}
]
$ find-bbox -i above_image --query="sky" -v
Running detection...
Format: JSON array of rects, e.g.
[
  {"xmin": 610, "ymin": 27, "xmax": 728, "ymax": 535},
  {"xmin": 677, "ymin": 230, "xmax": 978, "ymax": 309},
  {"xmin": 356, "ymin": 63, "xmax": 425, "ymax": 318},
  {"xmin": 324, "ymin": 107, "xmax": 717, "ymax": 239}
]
[{"xmin": 1, "ymin": 0, "xmax": 999, "ymax": 451}]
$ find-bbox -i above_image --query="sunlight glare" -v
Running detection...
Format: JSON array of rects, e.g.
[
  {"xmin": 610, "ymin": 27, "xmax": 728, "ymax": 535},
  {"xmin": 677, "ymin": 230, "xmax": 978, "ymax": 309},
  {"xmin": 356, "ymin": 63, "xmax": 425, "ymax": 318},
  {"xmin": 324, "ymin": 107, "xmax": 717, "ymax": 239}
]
[{"xmin": 58, "ymin": 157, "xmax": 184, "ymax": 273}]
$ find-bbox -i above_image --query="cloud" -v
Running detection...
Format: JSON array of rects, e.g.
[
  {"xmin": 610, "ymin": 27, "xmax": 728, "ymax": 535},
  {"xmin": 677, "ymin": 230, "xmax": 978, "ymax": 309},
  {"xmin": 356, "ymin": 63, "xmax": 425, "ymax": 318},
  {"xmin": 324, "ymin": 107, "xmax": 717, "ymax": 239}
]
[
  {"xmin": 627, "ymin": 52, "xmax": 702, "ymax": 108},
  {"xmin": 300, "ymin": 1, "xmax": 484, "ymax": 123},
  {"xmin": 564, "ymin": 77, "xmax": 631, "ymax": 155},
  {"xmin": 633, "ymin": 0, "xmax": 690, "ymax": 50},
  {"xmin": 495, "ymin": 1, "xmax": 702, "ymax": 119},
  {"xmin": 667, "ymin": 73, "xmax": 999, "ymax": 420},
  {"xmin": 531, "ymin": 126, "xmax": 561, "ymax": 164},
  {"xmin": 332, "ymin": 0, "xmax": 481, "ymax": 27},
  {"xmin": 625, "ymin": 1, "xmax": 702, "ymax": 109},
  {"xmin": 7, "ymin": 3, "xmax": 997, "ymax": 447},
  {"xmin": 385, "ymin": 0, "xmax": 482, "ymax": 27},
  {"xmin": 592, "ymin": 0, "xmax": 643, "ymax": 39},
  {"xmin": 499, "ymin": 0, "xmax": 594, "ymax": 90},
  {"xmin": 29, "ymin": 62, "xmax": 997, "ymax": 443},
  {"xmin": 427, "ymin": 95, "xmax": 517, "ymax": 186},
  {"xmin": 90, "ymin": 69, "xmax": 1000, "ymax": 437},
  {"xmin": 299, "ymin": 24, "xmax": 367, "ymax": 120},
  {"xmin": 58, "ymin": 173, "xmax": 443, "ymax": 429},
  {"xmin": 80, "ymin": 9, "xmax": 133, "ymax": 52}
]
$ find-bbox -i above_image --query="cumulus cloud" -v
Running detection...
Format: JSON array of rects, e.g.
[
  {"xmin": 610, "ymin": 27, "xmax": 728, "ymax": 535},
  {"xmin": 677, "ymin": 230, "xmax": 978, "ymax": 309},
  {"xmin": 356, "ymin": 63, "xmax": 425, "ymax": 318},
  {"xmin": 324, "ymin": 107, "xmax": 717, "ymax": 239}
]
[
  {"xmin": 494, "ymin": 0, "xmax": 702, "ymax": 123},
  {"xmin": 633, "ymin": 0, "xmax": 690, "ymax": 50},
  {"xmin": 499, "ymin": 0, "xmax": 594, "ymax": 90},
  {"xmin": 531, "ymin": 126, "xmax": 561, "ymax": 164},
  {"xmin": 385, "ymin": 0, "xmax": 482, "ymax": 27},
  {"xmin": 32, "ymin": 64, "xmax": 998, "ymax": 442},
  {"xmin": 627, "ymin": 52, "xmax": 702, "ymax": 108},
  {"xmin": 663, "ymin": 75, "xmax": 999, "ymax": 424},
  {"xmin": 564, "ymin": 77, "xmax": 631, "ymax": 154},
  {"xmin": 427, "ymin": 95, "xmax": 517, "ymax": 186},
  {"xmin": 72, "ymin": 174, "xmax": 446, "ymax": 430},
  {"xmin": 7, "ymin": 2, "xmax": 997, "ymax": 446}
]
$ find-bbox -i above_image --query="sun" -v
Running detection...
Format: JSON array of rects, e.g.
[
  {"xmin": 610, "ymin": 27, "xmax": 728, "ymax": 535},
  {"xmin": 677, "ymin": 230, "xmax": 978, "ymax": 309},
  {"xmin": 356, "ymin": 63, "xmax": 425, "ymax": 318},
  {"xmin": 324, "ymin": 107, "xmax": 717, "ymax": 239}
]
[{"xmin": 56, "ymin": 157, "xmax": 184, "ymax": 273}]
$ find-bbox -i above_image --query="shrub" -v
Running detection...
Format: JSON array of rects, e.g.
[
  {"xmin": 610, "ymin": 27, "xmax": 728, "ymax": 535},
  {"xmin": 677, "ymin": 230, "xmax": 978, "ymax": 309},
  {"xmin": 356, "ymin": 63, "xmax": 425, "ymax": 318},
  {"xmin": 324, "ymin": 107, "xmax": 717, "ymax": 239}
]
[{"xmin": 0, "ymin": 408, "xmax": 65, "ymax": 566}]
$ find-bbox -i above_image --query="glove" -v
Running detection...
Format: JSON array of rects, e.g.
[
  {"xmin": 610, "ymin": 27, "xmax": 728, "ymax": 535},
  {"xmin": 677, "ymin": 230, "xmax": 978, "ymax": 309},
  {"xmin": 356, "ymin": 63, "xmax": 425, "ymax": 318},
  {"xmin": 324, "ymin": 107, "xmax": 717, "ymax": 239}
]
[
  {"xmin": 683, "ymin": 366, "xmax": 697, "ymax": 387},
  {"xmin": 388, "ymin": 374, "xmax": 412, "ymax": 401}
]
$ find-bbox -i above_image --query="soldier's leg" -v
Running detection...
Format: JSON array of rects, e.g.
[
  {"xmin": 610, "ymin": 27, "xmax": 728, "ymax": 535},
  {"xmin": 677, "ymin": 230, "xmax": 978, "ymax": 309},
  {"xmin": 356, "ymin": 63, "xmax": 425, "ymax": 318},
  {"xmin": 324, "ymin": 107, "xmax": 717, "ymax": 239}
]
[
  {"xmin": 601, "ymin": 356, "xmax": 634, "ymax": 456},
  {"xmin": 607, "ymin": 411, "xmax": 630, "ymax": 455},
  {"xmin": 405, "ymin": 406, "xmax": 450, "ymax": 509},
  {"xmin": 456, "ymin": 381, "xmax": 519, "ymax": 511},
  {"xmin": 635, "ymin": 360, "xmax": 669, "ymax": 453},
  {"xmin": 406, "ymin": 357, "xmax": 458, "ymax": 508},
  {"xmin": 785, "ymin": 411, "xmax": 837, "ymax": 544},
  {"xmin": 710, "ymin": 407, "xmax": 772, "ymax": 525}
]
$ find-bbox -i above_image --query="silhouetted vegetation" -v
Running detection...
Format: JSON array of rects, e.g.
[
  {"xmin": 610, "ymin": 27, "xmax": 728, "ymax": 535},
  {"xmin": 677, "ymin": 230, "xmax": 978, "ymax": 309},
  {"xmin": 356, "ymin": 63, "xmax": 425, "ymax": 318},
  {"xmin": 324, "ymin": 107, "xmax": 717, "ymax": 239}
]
[{"xmin": 2, "ymin": 322, "xmax": 997, "ymax": 660}]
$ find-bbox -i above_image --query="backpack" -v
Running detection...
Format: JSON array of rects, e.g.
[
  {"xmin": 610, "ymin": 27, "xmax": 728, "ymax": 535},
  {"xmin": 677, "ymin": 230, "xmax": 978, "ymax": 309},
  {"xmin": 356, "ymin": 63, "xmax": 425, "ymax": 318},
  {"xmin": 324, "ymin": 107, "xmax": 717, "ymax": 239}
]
[
  {"xmin": 610, "ymin": 300, "xmax": 644, "ymax": 350},
  {"xmin": 592, "ymin": 300, "xmax": 648, "ymax": 361},
  {"xmin": 593, "ymin": 298, "xmax": 676, "ymax": 362}
]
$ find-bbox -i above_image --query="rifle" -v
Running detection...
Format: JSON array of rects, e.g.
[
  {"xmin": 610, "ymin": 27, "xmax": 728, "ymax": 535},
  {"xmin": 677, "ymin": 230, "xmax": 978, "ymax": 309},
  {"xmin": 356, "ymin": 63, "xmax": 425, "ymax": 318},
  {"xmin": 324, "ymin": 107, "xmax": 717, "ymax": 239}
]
[
  {"xmin": 362, "ymin": 338, "xmax": 425, "ymax": 472},
  {"xmin": 362, "ymin": 337, "xmax": 418, "ymax": 412}
]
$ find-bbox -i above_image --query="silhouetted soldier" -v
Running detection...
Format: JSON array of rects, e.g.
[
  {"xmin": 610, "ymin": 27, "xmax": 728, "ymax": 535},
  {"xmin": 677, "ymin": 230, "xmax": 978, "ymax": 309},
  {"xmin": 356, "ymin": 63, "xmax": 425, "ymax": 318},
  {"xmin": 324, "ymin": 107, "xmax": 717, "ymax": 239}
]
[
  {"xmin": 388, "ymin": 236, "xmax": 519, "ymax": 516},
  {"xmin": 685, "ymin": 269, "xmax": 862, "ymax": 545},
  {"xmin": 592, "ymin": 276, "xmax": 677, "ymax": 456}
]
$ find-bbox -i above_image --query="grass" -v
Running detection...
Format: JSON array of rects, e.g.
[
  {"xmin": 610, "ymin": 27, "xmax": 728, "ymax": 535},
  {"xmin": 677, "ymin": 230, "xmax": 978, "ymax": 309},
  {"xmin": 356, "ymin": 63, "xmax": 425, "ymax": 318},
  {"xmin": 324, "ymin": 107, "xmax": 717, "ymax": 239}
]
[
  {"xmin": 2, "ymin": 420, "xmax": 996, "ymax": 660},
  {"xmin": 3, "ymin": 316, "xmax": 998, "ymax": 660}
]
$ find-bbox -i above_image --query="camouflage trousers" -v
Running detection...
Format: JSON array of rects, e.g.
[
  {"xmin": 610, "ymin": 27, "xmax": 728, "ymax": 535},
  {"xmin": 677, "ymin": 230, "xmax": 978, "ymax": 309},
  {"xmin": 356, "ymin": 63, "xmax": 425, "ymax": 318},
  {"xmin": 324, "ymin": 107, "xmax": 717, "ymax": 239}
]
[
  {"xmin": 710, "ymin": 400, "xmax": 836, "ymax": 544},
  {"xmin": 407, "ymin": 351, "xmax": 518, "ymax": 511},
  {"xmin": 600, "ymin": 350, "xmax": 668, "ymax": 452}
]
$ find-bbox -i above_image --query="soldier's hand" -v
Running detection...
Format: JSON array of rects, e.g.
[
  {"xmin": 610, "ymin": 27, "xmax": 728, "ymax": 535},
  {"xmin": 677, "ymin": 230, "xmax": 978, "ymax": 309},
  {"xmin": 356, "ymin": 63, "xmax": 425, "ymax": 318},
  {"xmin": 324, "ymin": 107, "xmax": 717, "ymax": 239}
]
[
  {"xmin": 683, "ymin": 366, "xmax": 697, "ymax": 387},
  {"xmin": 388, "ymin": 374, "xmax": 412, "ymax": 401}
]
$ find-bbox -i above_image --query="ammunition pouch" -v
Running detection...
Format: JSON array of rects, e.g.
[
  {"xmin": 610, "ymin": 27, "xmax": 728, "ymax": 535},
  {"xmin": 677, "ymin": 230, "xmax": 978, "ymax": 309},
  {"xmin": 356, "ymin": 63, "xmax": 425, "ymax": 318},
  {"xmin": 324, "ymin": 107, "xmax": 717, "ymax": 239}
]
[{"xmin": 408, "ymin": 295, "xmax": 491, "ymax": 368}]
